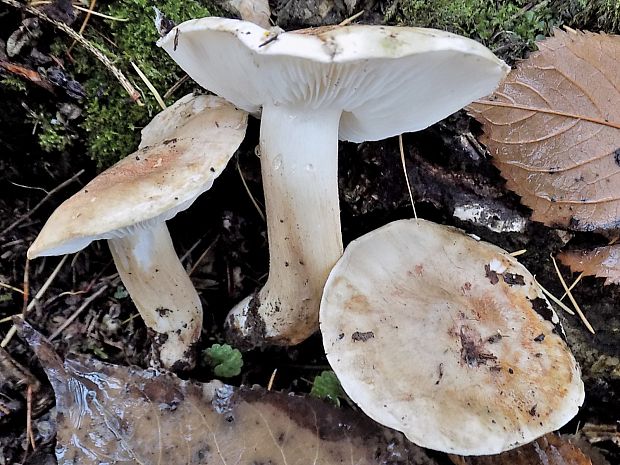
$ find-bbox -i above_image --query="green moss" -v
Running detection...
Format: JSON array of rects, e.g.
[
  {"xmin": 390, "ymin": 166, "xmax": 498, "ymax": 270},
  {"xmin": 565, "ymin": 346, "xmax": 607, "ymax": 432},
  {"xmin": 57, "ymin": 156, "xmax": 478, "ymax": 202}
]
[
  {"xmin": 0, "ymin": 76, "xmax": 28, "ymax": 93},
  {"xmin": 38, "ymin": 122, "xmax": 72, "ymax": 152},
  {"xmin": 387, "ymin": 0, "xmax": 620, "ymax": 61},
  {"xmin": 551, "ymin": 0, "xmax": 620, "ymax": 33},
  {"xmin": 386, "ymin": 0, "xmax": 560, "ymax": 59},
  {"xmin": 67, "ymin": 0, "xmax": 219, "ymax": 167}
]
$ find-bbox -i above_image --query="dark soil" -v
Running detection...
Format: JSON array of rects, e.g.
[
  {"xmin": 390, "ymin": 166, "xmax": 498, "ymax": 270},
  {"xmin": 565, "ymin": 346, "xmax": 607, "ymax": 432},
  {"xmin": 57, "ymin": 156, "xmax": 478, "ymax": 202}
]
[{"xmin": 1, "ymin": 1, "xmax": 619, "ymax": 464}]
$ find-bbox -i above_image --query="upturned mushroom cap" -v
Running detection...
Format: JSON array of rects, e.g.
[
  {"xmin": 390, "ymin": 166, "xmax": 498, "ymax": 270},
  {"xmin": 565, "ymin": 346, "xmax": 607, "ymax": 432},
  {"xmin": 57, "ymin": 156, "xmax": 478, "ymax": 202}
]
[
  {"xmin": 320, "ymin": 219, "xmax": 584, "ymax": 456},
  {"xmin": 158, "ymin": 18, "xmax": 509, "ymax": 142},
  {"xmin": 28, "ymin": 94, "xmax": 248, "ymax": 258}
]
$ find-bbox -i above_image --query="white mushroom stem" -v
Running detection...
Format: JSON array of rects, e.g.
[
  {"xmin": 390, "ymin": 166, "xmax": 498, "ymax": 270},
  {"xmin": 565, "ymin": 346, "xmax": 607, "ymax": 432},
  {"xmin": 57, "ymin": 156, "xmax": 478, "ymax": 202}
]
[
  {"xmin": 107, "ymin": 222, "xmax": 202, "ymax": 369},
  {"xmin": 228, "ymin": 104, "xmax": 344, "ymax": 345}
]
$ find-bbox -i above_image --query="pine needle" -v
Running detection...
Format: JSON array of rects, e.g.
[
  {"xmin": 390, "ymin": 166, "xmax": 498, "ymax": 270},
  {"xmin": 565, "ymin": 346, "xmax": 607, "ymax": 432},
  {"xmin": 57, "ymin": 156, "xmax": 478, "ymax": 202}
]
[
  {"xmin": 399, "ymin": 135, "xmax": 417, "ymax": 220},
  {"xmin": 560, "ymin": 272, "xmax": 583, "ymax": 301},
  {"xmin": 131, "ymin": 61, "xmax": 166, "ymax": 110},
  {"xmin": 550, "ymin": 254, "xmax": 595, "ymax": 334},
  {"xmin": 533, "ymin": 278, "xmax": 575, "ymax": 316},
  {"xmin": 509, "ymin": 249, "xmax": 527, "ymax": 257}
]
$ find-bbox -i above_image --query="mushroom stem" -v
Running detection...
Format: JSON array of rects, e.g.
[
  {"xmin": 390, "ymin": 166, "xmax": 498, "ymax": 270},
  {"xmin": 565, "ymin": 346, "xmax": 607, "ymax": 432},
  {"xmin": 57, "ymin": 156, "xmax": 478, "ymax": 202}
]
[
  {"xmin": 107, "ymin": 222, "xmax": 202, "ymax": 369},
  {"xmin": 227, "ymin": 104, "xmax": 343, "ymax": 346}
]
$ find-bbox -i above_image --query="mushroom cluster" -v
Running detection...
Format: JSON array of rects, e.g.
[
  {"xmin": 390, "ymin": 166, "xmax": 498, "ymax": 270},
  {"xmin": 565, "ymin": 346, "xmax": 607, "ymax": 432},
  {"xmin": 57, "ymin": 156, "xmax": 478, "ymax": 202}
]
[
  {"xmin": 158, "ymin": 17, "xmax": 509, "ymax": 348},
  {"xmin": 26, "ymin": 14, "xmax": 584, "ymax": 457},
  {"xmin": 28, "ymin": 94, "xmax": 248, "ymax": 369}
]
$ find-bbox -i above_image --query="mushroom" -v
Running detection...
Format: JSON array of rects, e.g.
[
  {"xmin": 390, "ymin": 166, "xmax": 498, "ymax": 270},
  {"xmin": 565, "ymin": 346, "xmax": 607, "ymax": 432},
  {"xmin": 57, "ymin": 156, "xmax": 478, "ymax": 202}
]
[
  {"xmin": 320, "ymin": 219, "xmax": 584, "ymax": 455},
  {"xmin": 158, "ymin": 18, "xmax": 509, "ymax": 347},
  {"xmin": 28, "ymin": 94, "xmax": 248, "ymax": 369}
]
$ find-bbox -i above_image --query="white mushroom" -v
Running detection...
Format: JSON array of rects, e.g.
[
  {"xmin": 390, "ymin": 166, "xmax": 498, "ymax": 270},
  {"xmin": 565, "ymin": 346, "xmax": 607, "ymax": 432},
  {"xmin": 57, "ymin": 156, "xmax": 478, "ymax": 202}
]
[
  {"xmin": 28, "ymin": 94, "xmax": 248, "ymax": 369},
  {"xmin": 320, "ymin": 219, "xmax": 584, "ymax": 455},
  {"xmin": 158, "ymin": 18, "xmax": 509, "ymax": 347}
]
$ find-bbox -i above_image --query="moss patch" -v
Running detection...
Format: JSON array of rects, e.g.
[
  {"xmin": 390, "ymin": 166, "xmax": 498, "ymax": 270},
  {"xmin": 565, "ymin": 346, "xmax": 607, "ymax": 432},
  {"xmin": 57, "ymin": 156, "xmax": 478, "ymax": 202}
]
[
  {"xmin": 385, "ymin": 0, "xmax": 560, "ymax": 60},
  {"xmin": 64, "ymin": 0, "xmax": 221, "ymax": 167}
]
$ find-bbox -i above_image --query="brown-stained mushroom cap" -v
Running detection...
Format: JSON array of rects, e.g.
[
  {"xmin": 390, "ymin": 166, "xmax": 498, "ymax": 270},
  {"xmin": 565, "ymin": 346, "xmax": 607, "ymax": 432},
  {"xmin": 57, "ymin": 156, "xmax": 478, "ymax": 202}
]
[
  {"xmin": 320, "ymin": 219, "xmax": 584, "ymax": 456},
  {"xmin": 28, "ymin": 94, "xmax": 248, "ymax": 258}
]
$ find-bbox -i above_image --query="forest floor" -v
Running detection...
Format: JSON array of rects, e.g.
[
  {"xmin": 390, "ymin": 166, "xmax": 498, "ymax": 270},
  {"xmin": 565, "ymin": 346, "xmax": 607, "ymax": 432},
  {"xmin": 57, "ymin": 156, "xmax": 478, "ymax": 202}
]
[{"xmin": 1, "ymin": 0, "xmax": 619, "ymax": 464}]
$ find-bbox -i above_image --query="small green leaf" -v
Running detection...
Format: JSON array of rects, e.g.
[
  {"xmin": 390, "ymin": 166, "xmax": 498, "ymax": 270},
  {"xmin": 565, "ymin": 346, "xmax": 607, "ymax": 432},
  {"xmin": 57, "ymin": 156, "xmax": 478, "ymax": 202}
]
[
  {"xmin": 114, "ymin": 285, "xmax": 129, "ymax": 299},
  {"xmin": 0, "ymin": 292, "xmax": 12, "ymax": 303},
  {"xmin": 310, "ymin": 370, "xmax": 345, "ymax": 407},
  {"xmin": 203, "ymin": 344, "xmax": 243, "ymax": 378}
]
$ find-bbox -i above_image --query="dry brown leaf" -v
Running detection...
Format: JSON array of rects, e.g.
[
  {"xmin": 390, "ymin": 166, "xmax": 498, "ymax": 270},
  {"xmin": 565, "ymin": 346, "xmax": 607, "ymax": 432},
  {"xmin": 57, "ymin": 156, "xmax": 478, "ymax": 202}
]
[
  {"xmin": 469, "ymin": 29, "xmax": 620, "ymax": 232},
  {"xmin": 17, "ymin": 320, "xmax": 437, "ymax": 465},
  {"xmin": 558, "ymin": 244, "xmax": 620, "ymax": 285},
  {"xmin": 449, "ymin": 434, "xmax": 593, "ymax": 465}
]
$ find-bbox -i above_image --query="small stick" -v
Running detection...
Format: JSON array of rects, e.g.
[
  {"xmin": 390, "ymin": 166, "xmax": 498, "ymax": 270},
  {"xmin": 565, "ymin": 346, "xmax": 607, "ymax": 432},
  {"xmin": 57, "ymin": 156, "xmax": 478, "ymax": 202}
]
[
  {"xmin": 237, "ymin": 158, "xmax": 266, "ymax": 221},
  {"xmin": 267, "ymin": 368, "xmax": 278, "ymax": 390},
  {"xmin": 26, "ymin": 385, "xmax": 35, "ymax": 450},
  {"xmin": 338, "ymin": 9, "xmax": 364, "ymax": 26},
  {"xmin": 188, "ymin": 235, "xmax": 220, "ymax": 276},
  {"xmin": 179, "ymin": 236, "xmax": 204, "ymax": 263},
  {"xmin": 1, "ymin": 255, "xmax": 69, "ymax": 347},
  {"xmin": 22, "ymin": 259, "xmax": 29, "ymax": 316},
  {"xmin": 163, "ymin": 74, "xmax": 189, "ymax": 100},
  {"xmin": 509, "ymin": 249, "xmax": 527, "ymax": 257},
  {"xmin": 0, "ymin": 282, "xmax": 24, "ymax": 294},
  {"xmin": 399, "ymin": 135, "xmax": 417, "ymax": 220},
  {"xmin": 49, "ymin": 285, "xmax": 108, "ymax": 340},
  {"xmin": 0, "ymin": 0, "xmax": 141, "ymax": 103},
  {"xmin": 551, "ymin": 255, "xmax": 595, "ymax": 334},
  {"xmin": 1, "ymin": 169, "xmax": 85, "ymax": 237}
]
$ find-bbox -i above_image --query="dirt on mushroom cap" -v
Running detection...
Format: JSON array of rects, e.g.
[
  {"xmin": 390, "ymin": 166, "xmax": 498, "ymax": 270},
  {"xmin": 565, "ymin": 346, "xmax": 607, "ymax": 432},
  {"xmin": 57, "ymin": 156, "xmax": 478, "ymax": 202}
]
[{"xmin": 320, "ymin": 219, "xmax": 584, "ymax": 456}]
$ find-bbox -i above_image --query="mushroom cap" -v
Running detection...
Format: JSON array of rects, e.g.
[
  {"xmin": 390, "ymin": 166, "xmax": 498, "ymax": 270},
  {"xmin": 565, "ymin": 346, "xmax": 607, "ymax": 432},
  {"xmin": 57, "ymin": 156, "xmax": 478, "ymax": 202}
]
[
  {"xmin": 320, "ymin": 219, "xmax": 584, "ymax": 456},
  {"xmin": 158, "ymin": 18, "xmax": 509, "ymax": 142},
  {"xmin": 28, "ymin": 94, "xmax": 247, "ymax": 258}
]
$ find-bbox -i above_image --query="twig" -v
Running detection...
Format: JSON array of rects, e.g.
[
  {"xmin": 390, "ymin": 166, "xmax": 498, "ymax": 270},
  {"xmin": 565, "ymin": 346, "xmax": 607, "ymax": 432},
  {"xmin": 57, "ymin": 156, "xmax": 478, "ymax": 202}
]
[
  {"xmin": 550, "ymin": 254, "xmax": 595, "ymax": 334},
  {"xmin": 509, "ymin": 249, "xmax": 526, "ymax": 257},
  {"xmin": 267, "ymin": 368, "xmax": 277, "ymax": 390},
  {"xmin": 163, "ymin": 74, "xmax": 189, "ymax": 99},
  {"xmin": 0, "ymin": 282, "xmax": 24, "ymax": 294},
  {"xmin": 399, "ymin": 135, "xmax": 417, "ymax": 220},
  {"xmin": 179, "ymin": 236, "xmax": 204, "ymax": 263},
  {"xmin": 21, "ymin": 259, "xmax": 29, "ymax": 315},
  {"xmin": 26, "ymin": 385, "xmax": 35, "ymax": 450},
  {"xmin": 237, "ymin": 158, "xmax": 266, "ymax": 222},
  {"xmin": 131, "ymin": 61, "xmax": 166, "ymax": 110},
  {"xmin": 30, "ymin": 1, "xmax": 128, "ymax": 20},
  {"xmin": 1, "ymin": 169, "xmax": 85, "ymax": 237},
  {"xmin": 0, "ymin": 0, "xmax": 142, "ymax": 103},
  {"xmin": 188, "ymin": 235, "xmax": 220, "ymax": 276},
  {"xmin": 338, "ymin": 9, "xmax": 364, "ymax": 26},
  {"xmin": 49, "ymin": 285, "xmax": 108, "ymax": 340},
  {"xmin": 68, "ymin": 0, "xmax": 96, "ymax": 53},
  {"xmin": 1, "ymin": 255, "xmax": 69, "ymax": 347}
]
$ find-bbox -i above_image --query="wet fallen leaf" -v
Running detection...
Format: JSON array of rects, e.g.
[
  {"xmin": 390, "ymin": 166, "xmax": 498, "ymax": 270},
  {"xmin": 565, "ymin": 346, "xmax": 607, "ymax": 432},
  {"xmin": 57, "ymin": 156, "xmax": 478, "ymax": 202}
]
[
  {"xmin": 469, "ymin": 29, "xmax": 620, "ymax": 232},
  {"xmin": 449, "ymin": 433, "xmax": 593, "ymax": 465},
  {"xmin": 558, "ymin": 245, "xmax": 620, "ymax": 285},
  {"xmin": 17, "ymin": 320, "xmax": 437, "ymax": 465}
]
